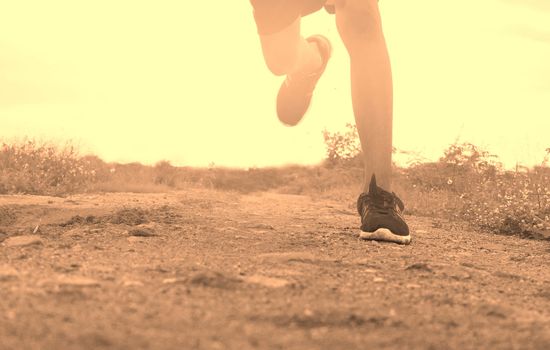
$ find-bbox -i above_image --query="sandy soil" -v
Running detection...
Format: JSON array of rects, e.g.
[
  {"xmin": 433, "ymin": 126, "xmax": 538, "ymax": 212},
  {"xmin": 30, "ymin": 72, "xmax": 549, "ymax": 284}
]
[{"xmin": 1, "ymin": 188, "xmax": 550, "ymax": 350}]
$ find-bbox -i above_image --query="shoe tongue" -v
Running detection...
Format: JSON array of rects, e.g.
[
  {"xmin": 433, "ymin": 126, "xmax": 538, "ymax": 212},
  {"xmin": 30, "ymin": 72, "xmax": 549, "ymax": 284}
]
[{"xmin": 368, "ymin": 174, "xmax": 378, "ymax": 195}]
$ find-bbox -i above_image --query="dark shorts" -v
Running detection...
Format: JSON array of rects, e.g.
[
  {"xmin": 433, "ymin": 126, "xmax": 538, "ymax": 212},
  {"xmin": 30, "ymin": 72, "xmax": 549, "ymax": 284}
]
[{"xmin": 250, "ymin": 0, "xmax": 328, "ymax": 35}]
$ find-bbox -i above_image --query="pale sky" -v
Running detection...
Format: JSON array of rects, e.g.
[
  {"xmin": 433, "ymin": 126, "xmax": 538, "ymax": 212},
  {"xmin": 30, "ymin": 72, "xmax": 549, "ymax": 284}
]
[{"xmin": 1, "ymin": 0, "xmax": 549, "ymax": 168}]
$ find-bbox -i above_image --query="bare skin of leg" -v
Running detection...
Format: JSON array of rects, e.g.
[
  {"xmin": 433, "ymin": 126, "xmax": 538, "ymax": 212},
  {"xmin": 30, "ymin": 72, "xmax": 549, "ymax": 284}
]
[
  {"xmin": 257, "ymin": 17, "xmax": 322, "ymax": 77},
  {"xmin": 335, "ymin": 0, "xmax": 394, "ymax": 193}
]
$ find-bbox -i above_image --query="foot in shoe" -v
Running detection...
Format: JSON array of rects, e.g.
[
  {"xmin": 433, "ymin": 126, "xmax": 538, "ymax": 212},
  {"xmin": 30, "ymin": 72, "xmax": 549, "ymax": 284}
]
[
  {"xmin": 357, "ymin": 174, "xmax": 411, "ymax": 245},
  {"xmin": 276, "ymin": 35, "xmax": 332, "ymax": 126}
]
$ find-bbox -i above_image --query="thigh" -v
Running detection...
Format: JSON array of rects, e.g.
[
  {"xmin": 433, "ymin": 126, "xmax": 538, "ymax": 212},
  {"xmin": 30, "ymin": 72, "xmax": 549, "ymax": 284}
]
[
  {"xmin": 250, "ymin": 0, "xmax": 304, "ymax": 35},
  {"xmin": 250, "ymin": 0, "xmax": 327, "ymax": 35}
]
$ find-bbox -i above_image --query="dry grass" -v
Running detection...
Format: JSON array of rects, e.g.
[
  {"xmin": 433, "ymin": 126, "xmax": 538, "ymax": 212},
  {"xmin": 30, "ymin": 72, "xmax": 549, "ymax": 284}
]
[
  {"xmin": 0, "ymin": 139, "xmax": 96, "ymax": 196},
  {"xmin": 1, "ymin": 136, "xmax": 548, "ymax": 239}
]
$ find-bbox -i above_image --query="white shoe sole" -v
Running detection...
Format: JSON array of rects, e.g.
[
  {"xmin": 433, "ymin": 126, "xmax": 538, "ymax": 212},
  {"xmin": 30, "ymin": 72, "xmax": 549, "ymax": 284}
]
[{"xmin": 359, "ymin": 228, "xmax": 412, "ymax": 245}]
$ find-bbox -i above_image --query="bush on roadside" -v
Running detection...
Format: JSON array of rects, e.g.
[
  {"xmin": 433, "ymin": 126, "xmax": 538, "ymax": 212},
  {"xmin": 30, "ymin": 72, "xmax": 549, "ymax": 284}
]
[
  {"xmin": 2, "ymin": 134, "xmax": 548, "ymax": 239},
  {"xmin": 322, "ymin": 127, "xmax": 550, "ymax": 238},
  {"xmin": 0, "ymin": 139, "xmax": 97, "ymax": 196}
]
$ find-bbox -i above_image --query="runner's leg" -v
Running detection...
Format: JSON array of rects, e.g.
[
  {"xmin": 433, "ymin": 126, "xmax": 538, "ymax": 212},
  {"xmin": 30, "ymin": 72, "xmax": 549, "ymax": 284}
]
[
  {"xmin": 334, "ymin": 0, "xmax": 393, "ymax": 192},
  {"xmin": 250, "ymin": 0, "xmax": 323, "ymax": 76}
]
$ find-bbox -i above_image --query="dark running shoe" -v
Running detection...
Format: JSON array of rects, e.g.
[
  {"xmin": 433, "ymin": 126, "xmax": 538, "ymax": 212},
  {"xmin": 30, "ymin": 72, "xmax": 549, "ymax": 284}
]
[
  {"xmin": 276, "ymin": 35, "xmax": 331, "ymax": 126},
  {"xmin": 357, "ymin": 174, "xmax": 411, "ymax": 245}
]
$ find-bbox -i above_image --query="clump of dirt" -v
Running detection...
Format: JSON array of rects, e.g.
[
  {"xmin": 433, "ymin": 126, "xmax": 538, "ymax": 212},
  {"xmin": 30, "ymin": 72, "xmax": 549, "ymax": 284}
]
[
  {"xmin": 60, "ymin": 215, "xmax": 99, "ymax": 227},
  {"xmin": 0, "ymin": 230, "xmax": 7, "ymax": 243},
  {"xmin": 189, "ymin": 270, "xmax": 243, "ymax": 289},
  {"xmin": 127, "ymin": 228, "xmax": 156, "ymax": 237},
  {"xmin": 267, "ymin": 311, "xmax": 371, "ymax": 329},
  {"xmin": 148, "ymin": 205, "xmax": 185, "ymax": 225},
  {"xmin": 58, "ymin": 205, "xmax": 186, "ymax": 229},
  {"xmin": 106, "ymin": 208, "xmax": 150, "ymax": 225},
  {"xmin": 60, "ymin": 208, "xmax": 150, "ymax": 227},
  {"xmin": 0, "ymin": 205, "xmax": 17, "ymax": 226}
]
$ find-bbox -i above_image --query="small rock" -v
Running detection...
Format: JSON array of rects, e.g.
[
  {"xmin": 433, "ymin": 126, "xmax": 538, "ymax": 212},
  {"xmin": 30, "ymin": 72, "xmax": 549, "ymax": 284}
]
[
  {"xmin": 58, "ymin": 276, "xmax": 101, "ymax": 287},
  {"xmin": 416, "ymin": 230, "xmax": 428, "ymax": 234},
  {"xmin": 243, "ymin": 275, "xmax": 290, "ymax": 288},
  {"xmin": 0, "ymin": 265, "xmax": 19, "ymax": 281},
  {"xmin": 3, "ymin": 235, "xmax": 43, "ymax": 248},
  {"xmin": 406, "ymin": 283, "xmax": 422, "ymax": 289},
  {"xmin": 373, "ymin": 277, "xmax": 385, "ymax": 283}
]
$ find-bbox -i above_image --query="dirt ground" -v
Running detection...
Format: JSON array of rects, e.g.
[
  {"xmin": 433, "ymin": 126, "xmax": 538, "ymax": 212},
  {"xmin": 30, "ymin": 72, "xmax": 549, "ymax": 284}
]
[{"xmin": 1, "ymin": 188, "xmax": 550, "ymax": 350}]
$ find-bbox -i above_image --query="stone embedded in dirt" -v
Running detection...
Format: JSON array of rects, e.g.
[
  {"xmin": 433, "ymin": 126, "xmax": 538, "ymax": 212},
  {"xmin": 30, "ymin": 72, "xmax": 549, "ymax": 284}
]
[
  {"xmin": 127, "ymin": 228, "xmax": 156, "ymax": 237},
  {"xmin": 373, "ymin": 277, "xmax": 385, "ymax": 283},
  {"xmin": 3, "ymin": 235, "xmax": 43, "ymax": 248},
  {"xmin": 406, "ymin": 263, "xmax": 433, "ymax": 273},
  {"xmin": 243, "ymin": 275, "xmax": 291, "ymax": 288},
  {"xmin": 406, "ymin": 283, "xmax": 422, "ymax": 289},
  {"xmin": 57, "ymin": 276, "xmax": 101, "ymax": 287},
  {"xmin": 0, "ymin": 265, "xmax": 19, "ymax": 281}
]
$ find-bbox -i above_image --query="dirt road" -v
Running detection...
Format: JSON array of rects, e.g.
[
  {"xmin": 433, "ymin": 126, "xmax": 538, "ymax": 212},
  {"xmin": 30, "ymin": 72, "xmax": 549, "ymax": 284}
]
[{"xmin": 1, "ymin": 189, "xmax": 550, "ymax": 349}]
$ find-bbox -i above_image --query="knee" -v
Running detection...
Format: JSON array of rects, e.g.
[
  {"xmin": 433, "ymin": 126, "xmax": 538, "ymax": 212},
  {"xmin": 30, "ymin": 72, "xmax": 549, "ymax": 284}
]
[{"xmin": 335, "ymin": 0, "xmax": 385, "ymax": 45}]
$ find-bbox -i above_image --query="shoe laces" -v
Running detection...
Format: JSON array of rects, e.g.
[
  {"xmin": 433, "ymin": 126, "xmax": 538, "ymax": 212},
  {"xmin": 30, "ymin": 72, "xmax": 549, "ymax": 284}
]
[{"xmin": 358, "ymin": 188, "xmax": 405, "ymax": 216}]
